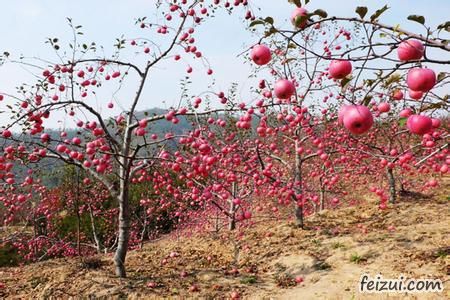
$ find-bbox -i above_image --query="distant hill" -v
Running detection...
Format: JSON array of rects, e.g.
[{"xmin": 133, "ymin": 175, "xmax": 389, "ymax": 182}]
[{"xmin": 1, "ymin": 108, "xmax": 195, "ymax": 187}]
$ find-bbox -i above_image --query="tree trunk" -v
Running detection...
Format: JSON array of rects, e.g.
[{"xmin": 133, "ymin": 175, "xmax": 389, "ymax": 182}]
[
  {"xmin": 140, "ymin": 209, "xmax": 148, "ymax": 250},
  {"xmin": 319, "ymin": 175, "xmax": 325, "ymax": 212},
  {"xmin": 293, "ymin": 139, "xmax": 304, "ymax": 228},
  {"xmin": 387, "ymin": 168, "xmax": 396, "ymax": 204},
  {"xmin": 114, "ymin": 187, "xmax": 130, "ymax": 278},
  {"xmin": 88, "ymin": 204, "xmax": 102, "ymax": 253},
  {"xmin": 319, "ymin": 188, "xmax": 325, "ymax": 211},
  {"xmin": 75, "ymin": 169, "xmax": 81, "ymax": 256},
  {"xmin": 215, "ymin": 211, "xmax": 220, "ymax": 233},
  {"xmin": 228, "ymin": 182, "xmax": 237, "ymax": 231},
  {"xmin": 114, "ymin": 157, "xmax": 131, "ymax": 277}
]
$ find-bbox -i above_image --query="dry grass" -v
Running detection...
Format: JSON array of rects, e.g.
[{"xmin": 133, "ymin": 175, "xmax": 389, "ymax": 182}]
[{"xmin": 0, "ymin": 177, "xmax": 448, "ymax": 299}]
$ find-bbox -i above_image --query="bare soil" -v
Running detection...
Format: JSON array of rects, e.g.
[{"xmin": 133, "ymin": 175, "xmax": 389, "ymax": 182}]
[{"xmin": 0, "ymin": 178, "xmax": 448, "ymax": 299}]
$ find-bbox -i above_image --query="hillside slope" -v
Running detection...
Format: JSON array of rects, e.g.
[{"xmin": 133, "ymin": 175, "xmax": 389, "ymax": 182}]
[{"xmin": 1, "ymin": 178, "xmax": 448, "ymax": 299}]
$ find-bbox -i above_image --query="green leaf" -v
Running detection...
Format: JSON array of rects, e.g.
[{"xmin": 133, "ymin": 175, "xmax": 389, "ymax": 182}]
[
  {"xmin": 340, "ymin": 76, "xmax": 352, "ymax": 89},
  {"xmin": 407, "ymin": 15, "xmax": 425, "ymax": 25},
  {"xmin": 288, "ymin": 0, "xmax": 302, "ymax": 7},
  {"xmin": 364, "ymin": 79, "xmax": 375, "ymax": 87},
  {"xmin": 355, "ymin": 6, "xmax": 368, "ymax": 19},
  {"xmin": 370, "ymin": 5, "xmax": 389, "ymax": 21},
  {"xmin": 383, "ymin": 73, "xmax": 401, "ymax": 87},
  {"xmin": 362, "ymin": 95, "xmax": 373, "ymax": 106},
  {"xmin": 264, "ymin": 27, "xmax": 278, "ymax": 37},
  {"xmin": 437, "ymin": 21, "xmax": 450, "ymax": 32},
  {"xmin": 284, "ymin": 58, "xmax": 297, "ymax": 64},
  {"xmin": 437, "ymin": 72, "xmax": 446, "ymax": 82},
  {"xmin": 313, "ymin": 9, "xmax": 328, "ymax": 18},
  {"xmin": 294, "ymin": 15, "xmax": 309, "ymax": 27},
  {"xmin": 249, "ymin": 20, "xmax": 265, "ymax": 27},
  {"xmin": 264, "ymin": 17, "xmax": 274, "ymax": 25},
  {"xmin": 421, "ymin": 102, "xmax": 444, "ymax": 112},
  {"xmin": 398, "ymin": 117, "xmax": 407, "ymax": 127}
]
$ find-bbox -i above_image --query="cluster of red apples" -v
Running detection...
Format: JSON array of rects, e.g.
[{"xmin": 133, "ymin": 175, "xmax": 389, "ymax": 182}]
[{"xmin": 250, "ymin": 12, "xmax": 439, "ymax": 137}]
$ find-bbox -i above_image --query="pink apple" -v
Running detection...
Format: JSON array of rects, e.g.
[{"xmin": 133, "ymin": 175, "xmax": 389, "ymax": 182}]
[
  {"xmin": 338, "ymin": 105, "xmax": 351, "ymax": 125},
  {"xmin": 2, "ymin": 130, "xmax": 12, "ymax": 138},
  {"xmin": 295, "ymin": 276, "xmax": 304, "ymax": 283},
  {"xmin": 291, "ymin": 7, "xmax": 308, "ymax": 28},
  {"xmin": 399, "ymin": 108, "xmax": 412, "ymax": 118},
  {"xmin": 397, "ymin": 40, "xmax": 424, "ymax": 61},
  {"xmin": 378, "ymin": 102, "xmax": 390, "ymax": 113},
  {"xmin": 407, "ymin": 68, "xmax": 436, "ymax": 92},
  {"xmin": 406, "ymin": 114, "xmax": 432, "ymax": 135},
  {"xmin": 408, "ymin": 89, "xmax": 423, "ymax": 100},
  {"xmin": 329, "ymin": 60, "xmax": 352, "ymax": 79},
  {"xmin": 250, "ymin": 44, "xmax": 271, "ymax": 65},
  {"xmin": 392, "ymin": 90, "xmax": 404, "ymax": 100},
  {"xmin": 274, "ymin": 79, "xmax": 295, "ymax": 99},
  {"xmin": 342, "ymin": 105, "xmax": 373, "ymax": 135},
  {"xmin": 431, "ymin": 118, "xmax": 441, "ymax": 128}
]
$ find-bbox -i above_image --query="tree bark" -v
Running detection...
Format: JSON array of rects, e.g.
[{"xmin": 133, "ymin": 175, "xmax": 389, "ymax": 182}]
[
  {"xmin": 114, "ymin": 187, "xmax": 130, "ymax": 278},
  {"xmin": 293, "ymin": 139, "xmax": 304, "ymax": 229},
  {"xmin": 114, "ymin": 157, "xmax": 131, "ymax": 278},
  {"xmin": 319, "ymin": 175, "xmax": 325, "ymax": 212},
  {"xmin": 387, "ymin": 168, "xmax": 396, "ymax": 204},
  {"xmin": 319, "ymin": 187, "xmax": 325, "ymax": 211},
  {"xmin": 75, "ymin": 168, "xmax": 81, "ymax": 256},
  {"xmin": 228, "ymin": 182, "xmax": 237, "ymax": 231},
  {"xmin": 88, "ymin": 204, "xmax": 102, "ymax": 253}
]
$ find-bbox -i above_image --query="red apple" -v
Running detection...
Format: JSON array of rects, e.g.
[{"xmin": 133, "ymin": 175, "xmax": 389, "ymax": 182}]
[
  {"xmin": 342, "ymin": 105, "xmax": 373, "ymax": 135},
  {"xmin": 291, "ymin": 7, "xmax": 308, "ymax": 28},
  {"xmin": 392, "ymin": 90, "xmax": 404, "ymax": 100},
  {"xmin": 338, "ymin": 105, "xmax": 351, "ymax": 125},
  {"xmin": 399, "ymin": 108, "xmax": 412, "ymax": 118},
  {"xmin": 408, "ymin": 89, "xmax": 423, "ymax": 100},
  {"xmin": 329, "ymin": 60, "xmax": 352, "ymax": 79},
  {"xmin": 378, "ymin": 102, "xmax": 390, "ymax": 113},
  {"xmin": 397, "ymin": 40, "xmax": 424, "ymax": 61},
  {"xmin": 407, "ymin": 68, "xmax": 436, "ymax": 92},
  {"xmin": 431, "ymin": 118, "xmax": 441, "ymax": 128},
  {"xmin": 2, "ymin": 130, "xmax": 12, "ymax": 138},
  {"xmin": 250, "ymin": 45, "xmax": 271, "ymax": 65},
  {"xmin": 406, "ymin": 114, "xmax": 432, "ymax": 135},
  {"xmin": 274, "ymin": 79, "xmax": 295, "ymax": 99}
]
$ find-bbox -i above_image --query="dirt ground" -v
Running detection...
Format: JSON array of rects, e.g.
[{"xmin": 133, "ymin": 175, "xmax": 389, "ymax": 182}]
[{"xmin": 0, "ymin": 178, "xmax": 448, "ymax": 299}]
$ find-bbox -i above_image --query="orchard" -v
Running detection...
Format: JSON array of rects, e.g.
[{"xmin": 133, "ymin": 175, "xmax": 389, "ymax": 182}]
[{"xmin": 0, "ymin": 0, "xmax": 448, "ymax": 297}]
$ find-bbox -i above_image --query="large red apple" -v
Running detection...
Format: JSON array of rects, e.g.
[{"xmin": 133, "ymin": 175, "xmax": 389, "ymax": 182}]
[
  {"xmin": 406, "ymin": 114, "xmax": 432, "ymax": 135},
  {"xmin": 407, "ymin": 68, "xmax": 436, "ymax": 92},
  {"xmin": 397, "ymin": 40, "xmax": 424, "ymax": 61},
  {"xmin": 250, "ymin": 45, "xmax": 271, "ymax": 65},
  {"xmin": 274, "ymin": 79, "xmax": 295, "ymax": 99},
  {"xmin": 291, "ymin": 7, "xmax": 308, "ymax": 28},
  {"xmin": 342, "ymin": 105, "xmax": 373, "ymax": 135},
  {"xmin": 329, "ymin": 60, "xmax": 352, "ymax": 79}
]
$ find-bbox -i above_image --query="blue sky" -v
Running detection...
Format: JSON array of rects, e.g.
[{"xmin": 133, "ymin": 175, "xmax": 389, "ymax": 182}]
[{"xmin": 0, "ymin": 0, "xmax": 449, "ymax": 128}]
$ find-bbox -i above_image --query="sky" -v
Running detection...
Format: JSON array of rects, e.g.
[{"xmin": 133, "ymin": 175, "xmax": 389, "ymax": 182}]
[{"xmin": 0, "ymin": 0, "xmax": 449, "ymax": 129}]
